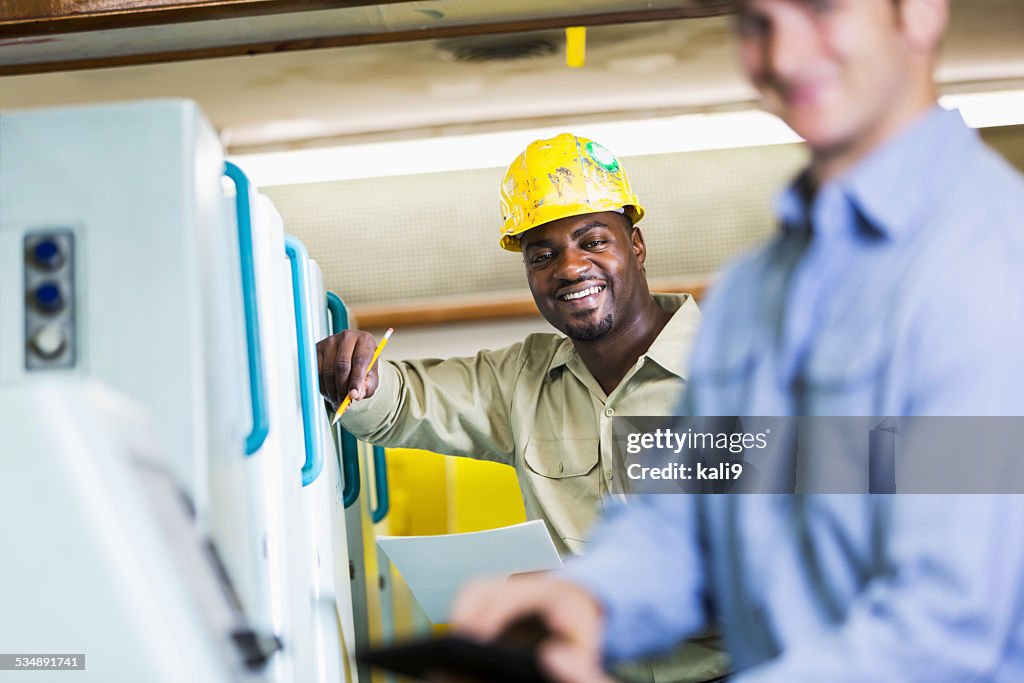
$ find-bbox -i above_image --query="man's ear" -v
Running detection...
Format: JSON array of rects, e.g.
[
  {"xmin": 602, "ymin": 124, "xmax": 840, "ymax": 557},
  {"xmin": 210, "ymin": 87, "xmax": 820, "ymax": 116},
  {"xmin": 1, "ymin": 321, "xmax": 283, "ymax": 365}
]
[
  {"xmin": 899, "ymin": 0, "xmax": 949, "ymax": 55},
  {"xmin": 631, "ymin": 226, "xmax": 647, "ymax": 267}
]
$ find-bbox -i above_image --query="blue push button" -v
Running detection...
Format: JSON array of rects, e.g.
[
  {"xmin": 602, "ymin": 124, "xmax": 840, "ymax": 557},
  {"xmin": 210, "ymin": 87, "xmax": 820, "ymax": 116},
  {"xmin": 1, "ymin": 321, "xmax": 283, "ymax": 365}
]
[
  {"xmin": 32, "ymin": 239, "xmax": 64, "ymax": 270},
  {"xmin": 33, "ymin": 282, "xmax": 64, "ymax": 313}
]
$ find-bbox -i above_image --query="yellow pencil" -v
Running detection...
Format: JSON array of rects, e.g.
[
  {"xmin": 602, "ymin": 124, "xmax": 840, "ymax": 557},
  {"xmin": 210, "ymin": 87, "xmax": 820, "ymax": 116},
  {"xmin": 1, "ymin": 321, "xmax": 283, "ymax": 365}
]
[{"xmin": 332, "ymin": 327, "xmax": 393, "ymax": 425}]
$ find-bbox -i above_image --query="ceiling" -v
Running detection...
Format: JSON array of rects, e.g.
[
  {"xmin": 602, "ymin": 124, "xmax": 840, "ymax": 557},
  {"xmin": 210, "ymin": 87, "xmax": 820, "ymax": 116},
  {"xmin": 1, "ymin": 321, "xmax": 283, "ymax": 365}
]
[{"xmin": 0, "ymin": 0, "xmax": 1022, "ymax": 154}]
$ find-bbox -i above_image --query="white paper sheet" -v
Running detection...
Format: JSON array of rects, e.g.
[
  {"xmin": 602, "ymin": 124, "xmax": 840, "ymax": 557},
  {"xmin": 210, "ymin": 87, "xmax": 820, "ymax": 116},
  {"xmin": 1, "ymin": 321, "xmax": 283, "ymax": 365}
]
[{"xmin": 376, "ymin": 519, "xmax": 563, "ymax": 623}]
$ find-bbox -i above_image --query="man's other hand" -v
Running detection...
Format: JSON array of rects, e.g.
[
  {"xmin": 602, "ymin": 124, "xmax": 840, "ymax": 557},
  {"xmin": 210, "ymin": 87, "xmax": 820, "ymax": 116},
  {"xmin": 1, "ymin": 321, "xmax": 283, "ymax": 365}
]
[{"xmin": 449, "ymin": 575, "xmax": 614, "ymax": 683}]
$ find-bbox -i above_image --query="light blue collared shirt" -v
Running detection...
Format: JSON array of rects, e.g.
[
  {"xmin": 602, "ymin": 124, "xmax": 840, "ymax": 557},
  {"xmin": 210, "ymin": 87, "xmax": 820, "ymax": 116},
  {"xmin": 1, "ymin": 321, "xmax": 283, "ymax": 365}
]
[{"xmin": 564, "ymin": 107, "xmax": 1024, "ymax": 681}]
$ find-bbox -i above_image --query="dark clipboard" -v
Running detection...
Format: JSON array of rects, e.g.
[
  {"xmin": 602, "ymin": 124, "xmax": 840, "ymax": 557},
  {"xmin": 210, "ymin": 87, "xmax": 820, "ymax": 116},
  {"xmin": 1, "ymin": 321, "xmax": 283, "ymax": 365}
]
[{"xmin": 358, "ymin": 635, "xmax": 556, "ymax": 683}]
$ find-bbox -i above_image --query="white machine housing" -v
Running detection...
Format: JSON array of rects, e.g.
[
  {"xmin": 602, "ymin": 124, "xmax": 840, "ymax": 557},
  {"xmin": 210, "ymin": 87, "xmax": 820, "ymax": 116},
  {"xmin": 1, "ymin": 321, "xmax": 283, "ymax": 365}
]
[
  {"xmin": 0, "ymin": 99, "xmax": 250, "ymax": 529},
  {"xmin": 0, "ymin": 379, "xmax": 249, "ymax": 683}
]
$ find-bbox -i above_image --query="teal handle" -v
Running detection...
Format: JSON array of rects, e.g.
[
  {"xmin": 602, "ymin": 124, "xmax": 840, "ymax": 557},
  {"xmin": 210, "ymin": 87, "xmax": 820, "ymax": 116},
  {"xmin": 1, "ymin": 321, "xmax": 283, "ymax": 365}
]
[
  {"xmin": 223, "ymin": 162, "xmax": 268, "ymax": 456},
  {"xmin": 327, "ymin": 291, "xmax": 361, "ymax": 508},
  {"xmin": 370, "ymin": 445, "xmax": 390, "ymax": 524},
  {"xmin": 285, "ymin": 236, "xmax": 322, "ymax": 487}
]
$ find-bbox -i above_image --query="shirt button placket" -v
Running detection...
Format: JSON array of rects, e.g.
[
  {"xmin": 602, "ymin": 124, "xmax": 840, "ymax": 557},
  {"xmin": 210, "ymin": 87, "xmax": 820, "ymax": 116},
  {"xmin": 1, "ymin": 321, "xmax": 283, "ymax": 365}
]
[{"xmin": 602, "ymin": 407, "xmax": 616, "ymax": 485}]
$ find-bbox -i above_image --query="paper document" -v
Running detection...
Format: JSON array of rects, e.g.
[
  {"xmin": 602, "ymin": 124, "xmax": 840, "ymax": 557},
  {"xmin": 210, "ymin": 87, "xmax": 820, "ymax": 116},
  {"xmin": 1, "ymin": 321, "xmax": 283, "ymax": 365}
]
[{"xmin": 376, "ymin": 519, "xmax": 563, "ymax": 623}]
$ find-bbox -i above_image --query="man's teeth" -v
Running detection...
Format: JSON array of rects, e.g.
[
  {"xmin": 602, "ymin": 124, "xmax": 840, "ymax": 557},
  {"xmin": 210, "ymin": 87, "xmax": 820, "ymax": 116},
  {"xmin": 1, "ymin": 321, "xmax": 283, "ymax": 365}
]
[{"xmin": 561, "ymin": 285, "xmax": 604, "ymax": 301}]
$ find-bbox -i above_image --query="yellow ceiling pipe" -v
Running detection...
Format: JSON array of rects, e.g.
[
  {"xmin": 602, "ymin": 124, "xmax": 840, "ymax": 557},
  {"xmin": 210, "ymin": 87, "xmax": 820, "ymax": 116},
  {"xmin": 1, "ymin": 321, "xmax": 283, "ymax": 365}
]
[{"xmin": 566, "ymin": 26, "xmax": 586, "ymax": 68}]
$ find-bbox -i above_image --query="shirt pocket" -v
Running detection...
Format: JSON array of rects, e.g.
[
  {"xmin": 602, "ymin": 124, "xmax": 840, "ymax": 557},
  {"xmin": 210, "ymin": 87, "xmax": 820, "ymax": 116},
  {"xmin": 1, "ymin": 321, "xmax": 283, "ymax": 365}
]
[
  {"xmin": 800, "ymin": 324, "xmax": 887, "ymax": 414},
  {"xmin": 521, "ymin": 438, "xmax": 601, "ymax": 549}
]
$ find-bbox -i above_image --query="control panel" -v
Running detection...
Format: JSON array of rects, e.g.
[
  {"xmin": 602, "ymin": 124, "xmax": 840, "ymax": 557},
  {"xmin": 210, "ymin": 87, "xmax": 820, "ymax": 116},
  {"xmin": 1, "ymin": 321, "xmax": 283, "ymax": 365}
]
[{"xmin": 24, "ymin": 231, "xmax": 75, "ymax": 370}]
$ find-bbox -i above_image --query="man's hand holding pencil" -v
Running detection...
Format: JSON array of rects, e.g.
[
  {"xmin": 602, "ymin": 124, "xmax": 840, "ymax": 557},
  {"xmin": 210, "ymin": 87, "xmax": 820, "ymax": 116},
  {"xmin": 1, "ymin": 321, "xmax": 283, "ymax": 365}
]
[{"xmin": 317, "ymin": 327, "xmax": 394, "ymax": 424}]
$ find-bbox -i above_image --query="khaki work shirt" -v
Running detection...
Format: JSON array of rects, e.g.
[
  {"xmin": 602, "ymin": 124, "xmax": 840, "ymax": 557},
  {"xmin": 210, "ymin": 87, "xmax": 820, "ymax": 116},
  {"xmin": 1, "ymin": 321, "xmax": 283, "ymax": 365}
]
[{"xmin": 341, "ymin": 293, "xmax": 701, "ymax": 555}]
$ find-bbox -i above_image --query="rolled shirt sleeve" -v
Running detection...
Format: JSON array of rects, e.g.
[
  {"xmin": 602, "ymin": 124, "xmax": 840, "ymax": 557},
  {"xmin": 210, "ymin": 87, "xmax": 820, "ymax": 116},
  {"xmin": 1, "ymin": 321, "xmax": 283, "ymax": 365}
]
[{"xmin": 339, "ymin": 346, "xmax": 524, "ymax": 465}]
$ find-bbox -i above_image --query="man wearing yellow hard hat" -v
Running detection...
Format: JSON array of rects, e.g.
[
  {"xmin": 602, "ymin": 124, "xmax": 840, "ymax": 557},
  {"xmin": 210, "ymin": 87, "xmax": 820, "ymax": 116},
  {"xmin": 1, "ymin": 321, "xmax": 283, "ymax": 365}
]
[{"xmin": 318, "ymin": 133, "xmax": 725, "ymax": 682}]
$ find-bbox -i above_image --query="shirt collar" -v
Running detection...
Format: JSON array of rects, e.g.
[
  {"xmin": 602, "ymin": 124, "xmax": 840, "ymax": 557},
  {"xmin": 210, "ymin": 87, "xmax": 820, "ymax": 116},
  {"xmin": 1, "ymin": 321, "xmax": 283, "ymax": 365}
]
[
  {"xmin": 546, "ymin": 292, "xmax": 699, "ymax": 381},
  {"xmin": 644, "ymin": 293, "xmax": 700, "ymax": 380},
  {"xmin": 548, "ymin": 338, "xmax": 575, "ymax": 374},
  {"xmin": 777, "ymin": 106, "xmax": 976, "ymax": 240}
]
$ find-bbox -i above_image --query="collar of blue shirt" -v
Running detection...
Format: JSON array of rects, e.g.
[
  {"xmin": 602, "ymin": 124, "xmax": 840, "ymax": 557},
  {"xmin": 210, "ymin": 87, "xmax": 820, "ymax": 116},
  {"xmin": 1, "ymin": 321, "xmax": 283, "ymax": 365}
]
[{"xmin": 776, "ymin": 105, "xmax": 976, "ymax": 241}]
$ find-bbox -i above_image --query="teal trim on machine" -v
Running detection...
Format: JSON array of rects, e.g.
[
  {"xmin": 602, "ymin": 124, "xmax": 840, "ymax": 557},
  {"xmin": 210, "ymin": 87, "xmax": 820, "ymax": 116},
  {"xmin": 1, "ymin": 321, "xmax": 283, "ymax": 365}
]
[
  {"xmin": 285, "ymin": 236, "xmax": 323, "ymax": 487},
  {"xmin": 223, "ymin": 162, "xmax": 269, "ymax": 456},
  {"xmin": 370, "ymin": 445, "xmax": 390, "ymax": 524}
]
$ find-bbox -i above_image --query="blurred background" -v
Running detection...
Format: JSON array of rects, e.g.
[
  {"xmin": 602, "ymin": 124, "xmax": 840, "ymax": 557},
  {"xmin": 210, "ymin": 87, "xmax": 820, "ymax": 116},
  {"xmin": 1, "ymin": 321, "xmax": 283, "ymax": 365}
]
[{"xmin": 4, "ymin": 0, "xmax": 1022, "ymax": 357}]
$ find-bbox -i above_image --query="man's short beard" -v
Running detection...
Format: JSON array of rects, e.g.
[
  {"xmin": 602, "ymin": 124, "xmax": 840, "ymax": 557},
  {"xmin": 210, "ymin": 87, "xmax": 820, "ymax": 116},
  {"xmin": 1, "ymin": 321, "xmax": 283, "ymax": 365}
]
[{"xmin": 565, "ymin": 313, "xmax": 614, "ymax": 341}]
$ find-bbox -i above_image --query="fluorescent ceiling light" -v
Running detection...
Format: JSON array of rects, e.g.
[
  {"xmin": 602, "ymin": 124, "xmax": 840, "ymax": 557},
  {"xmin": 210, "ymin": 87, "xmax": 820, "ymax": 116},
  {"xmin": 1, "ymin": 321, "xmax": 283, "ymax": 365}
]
[
  {"xmin": 231, "ymin": 89, "xmax": 1024, "ymax": 188},
  {"xmin": 940, "ymin": 89, "xmax": 1024, "ymax": 129},
  {"xmin": 231, "ymin": 110, "xmax": 799, "ymax": 187}
]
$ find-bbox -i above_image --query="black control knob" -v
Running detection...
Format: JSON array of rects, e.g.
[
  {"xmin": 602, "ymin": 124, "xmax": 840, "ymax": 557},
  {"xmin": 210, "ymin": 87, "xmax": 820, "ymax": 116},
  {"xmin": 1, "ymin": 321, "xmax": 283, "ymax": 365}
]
[{"xmin": 231, "ymin": 628, "xmax": 284, "ymax": 671}]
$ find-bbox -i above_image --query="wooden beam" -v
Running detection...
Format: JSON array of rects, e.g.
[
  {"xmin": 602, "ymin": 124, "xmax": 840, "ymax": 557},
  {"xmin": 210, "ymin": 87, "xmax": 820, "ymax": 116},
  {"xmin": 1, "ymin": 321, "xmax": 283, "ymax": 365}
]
[
  {"xmin": 349, "ymin": 277, "xmax": 711, "ymax": 329},
  {"xmin": 0, "ymin": 3, "xmax": 735, "ymax": 76},
  {"xmin": 0, "ymin": 0, "xmax": 412, "ymax": 37}
]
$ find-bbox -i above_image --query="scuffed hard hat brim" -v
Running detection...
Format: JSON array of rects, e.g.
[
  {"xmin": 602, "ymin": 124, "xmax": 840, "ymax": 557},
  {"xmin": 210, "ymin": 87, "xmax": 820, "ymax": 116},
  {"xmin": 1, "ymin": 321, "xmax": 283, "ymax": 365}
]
[
  {"xmin": 500, "ymin": 203, "xmax": 645, "ymax": 252},
  {"xmin": 498, "ymin": 133, "xmax": 644, "ymax": 252}
]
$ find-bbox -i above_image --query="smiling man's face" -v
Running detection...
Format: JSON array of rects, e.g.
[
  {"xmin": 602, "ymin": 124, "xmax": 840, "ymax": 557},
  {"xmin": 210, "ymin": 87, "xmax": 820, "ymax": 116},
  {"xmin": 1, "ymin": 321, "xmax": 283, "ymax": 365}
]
[
  {"xmin": 519, "ymin": 211, "xmax": 647, "ymax": 342},
  {"xmin": 736, "ymin": 0, "xmax": 921, "ymax": 159}
]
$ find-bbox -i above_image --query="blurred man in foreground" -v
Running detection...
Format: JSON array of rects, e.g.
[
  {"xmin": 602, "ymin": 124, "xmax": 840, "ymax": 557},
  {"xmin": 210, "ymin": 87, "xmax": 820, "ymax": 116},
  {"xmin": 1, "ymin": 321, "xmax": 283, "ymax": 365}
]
[{"xmin": 451, "ymin": 1, "xmax": 1024, "ymax": 681}]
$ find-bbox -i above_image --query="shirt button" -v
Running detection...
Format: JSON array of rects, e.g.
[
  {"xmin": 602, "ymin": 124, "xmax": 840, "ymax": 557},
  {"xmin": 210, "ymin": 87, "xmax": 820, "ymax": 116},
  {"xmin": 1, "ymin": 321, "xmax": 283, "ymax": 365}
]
[
  {"xmin": 604, "ymin": 408, "xmax": 614, "ymax": 417},
  {"xmin": 605, "ymin": 470, "xmax": 613, "ymax": 481},
  {"xmin": 558, "ymin": 462, "xmax": 564, "ymax": 473}
]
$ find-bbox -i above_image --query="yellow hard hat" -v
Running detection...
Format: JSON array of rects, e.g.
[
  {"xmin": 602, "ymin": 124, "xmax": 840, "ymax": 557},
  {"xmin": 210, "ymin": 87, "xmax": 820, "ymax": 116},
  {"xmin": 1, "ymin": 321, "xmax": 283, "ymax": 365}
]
[{"xmin": 499, "ymin": 133, "xmax": 645, "ymax": 252}]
